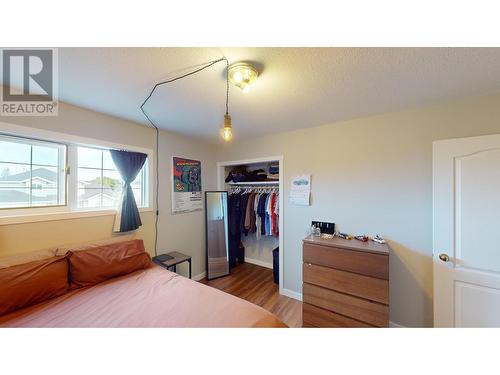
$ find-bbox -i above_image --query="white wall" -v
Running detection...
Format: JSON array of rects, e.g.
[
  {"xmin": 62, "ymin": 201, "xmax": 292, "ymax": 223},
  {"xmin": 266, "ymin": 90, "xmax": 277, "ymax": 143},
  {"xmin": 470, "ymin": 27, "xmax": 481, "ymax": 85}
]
[
  {"xmin": 240, "ymin": 236, "xmax": 277, "ymax": 267},
  {"xmin": 217, "ymin": 93, "xmax": 500, "ymax": 327}
]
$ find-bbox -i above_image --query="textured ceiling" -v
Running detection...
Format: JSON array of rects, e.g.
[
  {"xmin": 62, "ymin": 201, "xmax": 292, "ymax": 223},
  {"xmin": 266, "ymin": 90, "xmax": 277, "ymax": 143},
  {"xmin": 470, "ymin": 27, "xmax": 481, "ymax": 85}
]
[{"xmin": 26, "ymin": 48, "xmax": 500, "ymax": 142}]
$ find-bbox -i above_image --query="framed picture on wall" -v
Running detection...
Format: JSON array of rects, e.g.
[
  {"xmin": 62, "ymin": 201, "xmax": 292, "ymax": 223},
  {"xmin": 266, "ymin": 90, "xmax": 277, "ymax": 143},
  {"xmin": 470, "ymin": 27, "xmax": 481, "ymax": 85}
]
[{"xmin": 171, "ymin": 156, "xmax": 203, "ymax": 213}]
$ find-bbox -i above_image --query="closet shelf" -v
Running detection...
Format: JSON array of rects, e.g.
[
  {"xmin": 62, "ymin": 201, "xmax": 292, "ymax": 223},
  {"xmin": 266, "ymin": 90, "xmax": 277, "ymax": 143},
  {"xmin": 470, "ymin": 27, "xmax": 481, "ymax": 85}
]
[{"xmin": 227, "ymin": 181, "xmax": 279, "ymax": 186}]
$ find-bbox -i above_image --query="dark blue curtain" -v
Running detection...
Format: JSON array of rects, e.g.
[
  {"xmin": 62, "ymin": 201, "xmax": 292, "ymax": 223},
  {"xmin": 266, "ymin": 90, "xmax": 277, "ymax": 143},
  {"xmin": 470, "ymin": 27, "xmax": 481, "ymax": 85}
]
[{"xmin": 110, "ymin": 149, "xmax": 148, "ymax": 232}]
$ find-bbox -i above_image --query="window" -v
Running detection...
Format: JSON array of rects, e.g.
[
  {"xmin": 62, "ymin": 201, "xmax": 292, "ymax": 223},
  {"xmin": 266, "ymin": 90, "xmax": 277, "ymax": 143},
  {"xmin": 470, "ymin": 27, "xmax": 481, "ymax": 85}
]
[
  {"xmin": 0, "ymin": 134, "xmax": 66, "ymax": 209},
  {"xmin": 76, "ymin": 146, "xmax": 148, "ymax": 209},
  {"xmin": 0, "ymin": 131, "xmax": 149, "ymax": 213}
]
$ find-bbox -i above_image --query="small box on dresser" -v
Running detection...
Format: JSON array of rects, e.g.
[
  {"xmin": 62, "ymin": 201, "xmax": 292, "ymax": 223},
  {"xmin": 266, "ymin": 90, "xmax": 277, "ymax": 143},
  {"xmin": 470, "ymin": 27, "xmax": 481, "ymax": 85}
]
[{"xmin": 302, "ymin": 235, "xmax": 390, "ymax": 328}]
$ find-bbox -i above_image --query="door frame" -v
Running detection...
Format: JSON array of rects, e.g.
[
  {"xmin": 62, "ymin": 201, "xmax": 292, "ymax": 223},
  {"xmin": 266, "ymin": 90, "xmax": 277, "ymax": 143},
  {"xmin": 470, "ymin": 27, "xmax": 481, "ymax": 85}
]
[{"xmin": 217, "ymin": 155, "xmax": 285, "ymax": 296}]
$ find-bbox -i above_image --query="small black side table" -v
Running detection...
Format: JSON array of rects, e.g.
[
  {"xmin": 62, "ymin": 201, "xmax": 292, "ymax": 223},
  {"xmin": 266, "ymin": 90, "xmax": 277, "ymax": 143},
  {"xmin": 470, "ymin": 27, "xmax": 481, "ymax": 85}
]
[{"xmin": 153, "ymin": 251, "xmax": 192, "ymax": 279}]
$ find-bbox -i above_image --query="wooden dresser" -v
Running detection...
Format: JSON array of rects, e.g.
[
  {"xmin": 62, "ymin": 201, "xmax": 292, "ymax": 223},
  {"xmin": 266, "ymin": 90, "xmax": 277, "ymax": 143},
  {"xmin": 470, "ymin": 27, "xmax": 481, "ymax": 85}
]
[{"xmin": 302, "ymin": 235, "xmax": 390, "ymax": 327}]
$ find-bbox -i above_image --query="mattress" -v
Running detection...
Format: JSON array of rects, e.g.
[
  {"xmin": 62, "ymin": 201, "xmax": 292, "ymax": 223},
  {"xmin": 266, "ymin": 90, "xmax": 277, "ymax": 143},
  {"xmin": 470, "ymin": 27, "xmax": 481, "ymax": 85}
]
[{"xmin": 0, "ymin": 265, "xmax": 286, "ymax": 328}]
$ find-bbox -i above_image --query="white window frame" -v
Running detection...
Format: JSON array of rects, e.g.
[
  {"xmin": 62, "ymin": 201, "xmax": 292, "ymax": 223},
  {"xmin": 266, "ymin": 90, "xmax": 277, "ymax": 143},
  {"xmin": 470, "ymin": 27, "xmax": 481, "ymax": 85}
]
[
  {"xmin": 70, "ymin": 145, "xmax": 149, "ymax": 211},
  {"xmin": 0, "ymin": 121, "xmax": 154, "ymax": 226},
  {"xmin": 0, "ymin": 133, "xmax": 67, "ymax": 209}
]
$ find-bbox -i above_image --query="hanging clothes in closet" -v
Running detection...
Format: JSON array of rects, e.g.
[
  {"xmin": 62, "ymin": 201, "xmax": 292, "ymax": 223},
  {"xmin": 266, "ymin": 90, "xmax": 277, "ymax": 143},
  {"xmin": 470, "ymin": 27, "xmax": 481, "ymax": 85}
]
[
  {"xmin": 227, "ymin": 192, "xmax": 243, "ymax": 267},
  {"xmin": 227, "ymin": 186, "xmax": 279, "ymax": 267}
]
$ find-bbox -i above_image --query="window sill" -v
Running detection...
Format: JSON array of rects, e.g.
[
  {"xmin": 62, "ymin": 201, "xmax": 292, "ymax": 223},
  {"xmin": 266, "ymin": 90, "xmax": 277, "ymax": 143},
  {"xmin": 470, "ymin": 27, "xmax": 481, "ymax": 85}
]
[{"xmin": 0, "ymin": 207, "xmax": 153, "ymax": 226}]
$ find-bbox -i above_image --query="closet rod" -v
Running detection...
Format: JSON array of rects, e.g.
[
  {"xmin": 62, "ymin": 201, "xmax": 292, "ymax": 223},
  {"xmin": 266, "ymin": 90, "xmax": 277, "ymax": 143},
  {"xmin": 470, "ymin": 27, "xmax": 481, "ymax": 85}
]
[
  {"xmin": 229, "ymin": 186, "xmax": 279, "ymax": 191},
  {"xmin": 227, "ymin": 181, "xmax": 278, "ymax": 186}
]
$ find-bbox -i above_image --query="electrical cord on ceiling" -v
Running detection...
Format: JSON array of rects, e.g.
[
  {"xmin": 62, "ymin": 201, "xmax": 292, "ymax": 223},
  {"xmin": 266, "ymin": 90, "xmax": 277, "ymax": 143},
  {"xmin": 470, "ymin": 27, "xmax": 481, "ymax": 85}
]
[{"xmin": 140, "ymin": 57, "xmax": 229, "ymax": 256}]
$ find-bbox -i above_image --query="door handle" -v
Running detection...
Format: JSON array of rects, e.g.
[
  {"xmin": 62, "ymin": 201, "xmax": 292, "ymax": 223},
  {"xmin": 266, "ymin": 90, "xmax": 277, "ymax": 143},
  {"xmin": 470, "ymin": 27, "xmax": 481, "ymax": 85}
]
[{"xmin": 438, "ymin": 253, "xmax": 450, "ymax": 262}]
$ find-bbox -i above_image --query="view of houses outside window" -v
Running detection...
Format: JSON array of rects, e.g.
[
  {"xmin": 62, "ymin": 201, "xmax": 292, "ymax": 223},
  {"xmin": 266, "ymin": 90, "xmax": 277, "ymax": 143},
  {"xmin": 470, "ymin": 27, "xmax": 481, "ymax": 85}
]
[
  {"xmin": 0, "ymin": 134, "xmax": 148, "ymax": 210},
  {"xmin": 77, "ymin": 146, "xmax": 147, "ymax": 209},
  {"xmin": 0, "ymin": 135, "xmax": 66, "ymax": 208}
]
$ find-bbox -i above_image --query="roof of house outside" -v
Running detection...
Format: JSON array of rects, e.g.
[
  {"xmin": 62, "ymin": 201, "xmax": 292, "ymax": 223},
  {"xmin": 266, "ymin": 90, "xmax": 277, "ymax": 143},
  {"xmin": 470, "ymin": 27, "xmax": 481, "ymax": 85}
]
[
  {"xmin": 0, "ymin": 168, "xmax": 57, "ymax": 182},
  {"xmin": 0, "ymin": 167, "xmax": 122, "ymax": 206},
  {"xmin": 79, "ymin": 189, "xmax": 118, "ymax": 200},
  {"xmin": 0, "ymin": 190, "xmax": 57, "ymax": 202}
]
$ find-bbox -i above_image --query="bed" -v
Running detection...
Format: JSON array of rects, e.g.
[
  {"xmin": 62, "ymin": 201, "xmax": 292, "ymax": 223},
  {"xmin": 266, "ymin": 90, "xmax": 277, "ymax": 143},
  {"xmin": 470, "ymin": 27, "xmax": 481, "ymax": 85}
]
[{"xmin": 0, "ymin": 240, "xmax": 286, "ymax": 328}]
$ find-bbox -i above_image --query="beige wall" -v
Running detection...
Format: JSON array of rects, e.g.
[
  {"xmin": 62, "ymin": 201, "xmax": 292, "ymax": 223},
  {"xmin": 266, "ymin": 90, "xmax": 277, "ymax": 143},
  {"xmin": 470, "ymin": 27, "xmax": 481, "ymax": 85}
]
[
  {"xmin": 0, "ymin": 214, "xmax": 155, "ymax": 256},
  {"xmin": 217, "ymin": 93, "xmax": 500, "ymax": 327},
  {"xmin": 0, "ymin": 100, "xmax": 157, "ymax": 256},
  {"xmin": 0, "ymin": 99, "xmax": 217, "ymax": 279},
  {"xmin": 154, "ymin": 131, "xmax": 217, "ymax": 279}
]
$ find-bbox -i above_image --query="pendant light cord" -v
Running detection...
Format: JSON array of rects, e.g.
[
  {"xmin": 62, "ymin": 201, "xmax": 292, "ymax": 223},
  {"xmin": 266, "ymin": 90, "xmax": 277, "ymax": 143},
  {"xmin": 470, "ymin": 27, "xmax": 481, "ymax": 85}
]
[
  {"xmin": 225, "ymin": 59, "xmax": 229, "ymax": 115},
  {"xmin": 140, "ymin": 57, "xmax": 229, "ymax": 256}
]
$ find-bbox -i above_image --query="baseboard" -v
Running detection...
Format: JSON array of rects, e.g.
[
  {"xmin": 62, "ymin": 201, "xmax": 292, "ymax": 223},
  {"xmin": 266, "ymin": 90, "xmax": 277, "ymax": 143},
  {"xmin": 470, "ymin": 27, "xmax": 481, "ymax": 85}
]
[
  {"xmin": 192, "ymin": 271, "xmax": 206, "ymax": 281},
  {"xmin": 245, "ymin": 258, "xmax": 273, "ymax": 269},
  {"xmin": 281, "ymin": 288, "xmax": 303, "ymax": 301},
  {"xmin": 389, "ymin": 321, "xmax": 407, "ymax": 328}
]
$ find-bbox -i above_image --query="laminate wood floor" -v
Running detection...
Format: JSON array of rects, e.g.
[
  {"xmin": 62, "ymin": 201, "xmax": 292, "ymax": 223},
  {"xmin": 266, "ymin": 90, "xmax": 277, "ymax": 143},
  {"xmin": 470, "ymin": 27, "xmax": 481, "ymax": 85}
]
[{"xmin": 200, "ymin": 262, "xmax": 302, "ymax": 328}]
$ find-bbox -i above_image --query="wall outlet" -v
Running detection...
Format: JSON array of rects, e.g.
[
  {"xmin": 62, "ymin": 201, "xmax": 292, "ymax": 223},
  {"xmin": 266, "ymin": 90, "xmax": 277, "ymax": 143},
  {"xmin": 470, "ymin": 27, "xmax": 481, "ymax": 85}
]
[{"xmin": 311, "ymin": 221, "xmax": 335, "ymax": 234}]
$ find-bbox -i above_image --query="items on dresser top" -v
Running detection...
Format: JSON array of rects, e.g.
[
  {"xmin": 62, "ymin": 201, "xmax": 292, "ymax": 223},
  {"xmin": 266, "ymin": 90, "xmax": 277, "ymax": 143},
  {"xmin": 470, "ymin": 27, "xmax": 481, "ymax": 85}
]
[
  {"xmin": 302, "ymin": 235, "xmax": 390, "ymax": 328},
  {"xmin": 311, "ymin": 221, "xmax": 336, "ymax": 235}
]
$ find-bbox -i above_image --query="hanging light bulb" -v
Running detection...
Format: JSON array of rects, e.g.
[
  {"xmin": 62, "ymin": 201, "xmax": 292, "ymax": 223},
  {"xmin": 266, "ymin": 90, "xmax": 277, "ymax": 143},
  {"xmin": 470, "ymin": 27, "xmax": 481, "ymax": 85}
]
[
  {"xmin": 220, "ymin": 61, "xmax": 234, "ymax": 142},
  {"xmin": 220, "ymin": 114, "xmax": 233, "ymax": 141}
]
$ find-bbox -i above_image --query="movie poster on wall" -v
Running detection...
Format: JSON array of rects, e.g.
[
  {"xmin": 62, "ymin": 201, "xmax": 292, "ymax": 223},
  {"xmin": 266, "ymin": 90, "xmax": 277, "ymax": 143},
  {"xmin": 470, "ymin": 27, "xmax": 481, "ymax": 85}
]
[{"xmin": 171, "ymin": 156, "xmax": 203, "ymax": 213}]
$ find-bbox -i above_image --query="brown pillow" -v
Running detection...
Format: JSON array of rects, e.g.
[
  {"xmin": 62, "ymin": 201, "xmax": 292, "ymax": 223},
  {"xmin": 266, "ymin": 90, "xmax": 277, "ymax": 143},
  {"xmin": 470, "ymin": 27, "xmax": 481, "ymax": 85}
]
[
  {"xmin": 67, "ymin": 239, "xmax": 151, "ymax": 288},
  {"xmin": 0, "ymin": 256, "xmax": 69, "ymax": 316}
]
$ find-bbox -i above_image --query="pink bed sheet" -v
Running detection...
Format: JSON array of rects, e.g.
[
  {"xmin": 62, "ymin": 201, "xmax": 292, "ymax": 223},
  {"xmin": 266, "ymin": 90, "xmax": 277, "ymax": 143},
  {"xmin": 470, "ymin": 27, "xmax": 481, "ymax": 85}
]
[{"xmin": 0, "ymin": 265, "xmax": 286, "ymax": 328}]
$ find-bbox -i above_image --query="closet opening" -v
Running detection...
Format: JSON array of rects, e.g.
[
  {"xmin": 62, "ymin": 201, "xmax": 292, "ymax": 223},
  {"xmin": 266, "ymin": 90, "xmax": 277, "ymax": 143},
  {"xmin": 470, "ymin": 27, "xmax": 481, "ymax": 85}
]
[{"xmin": 216, "ymin": 156, "xmax": 284, "ymax": 295}]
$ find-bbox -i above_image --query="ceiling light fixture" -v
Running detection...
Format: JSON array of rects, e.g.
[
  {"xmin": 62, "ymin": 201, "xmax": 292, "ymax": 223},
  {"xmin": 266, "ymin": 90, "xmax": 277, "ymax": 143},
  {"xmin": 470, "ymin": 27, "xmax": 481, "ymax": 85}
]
[{"xmin": 228, "ymin": 62, "xmax": 258, "ymax": 93}]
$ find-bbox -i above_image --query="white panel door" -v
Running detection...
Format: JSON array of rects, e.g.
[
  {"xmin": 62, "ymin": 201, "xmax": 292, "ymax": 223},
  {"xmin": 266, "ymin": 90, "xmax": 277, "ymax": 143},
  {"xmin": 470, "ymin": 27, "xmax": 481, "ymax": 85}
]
[{"xmin": 433, "ymin": 134, "xmax": 500, "ymax": 327}]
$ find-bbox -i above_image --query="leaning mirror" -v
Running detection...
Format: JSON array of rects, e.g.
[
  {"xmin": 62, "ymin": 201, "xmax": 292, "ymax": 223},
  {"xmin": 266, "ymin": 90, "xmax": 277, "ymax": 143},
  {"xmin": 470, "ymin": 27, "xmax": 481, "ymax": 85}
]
[{"xmin": 205, "ymin": 191, "xmax": 230, "ymax": 280}]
